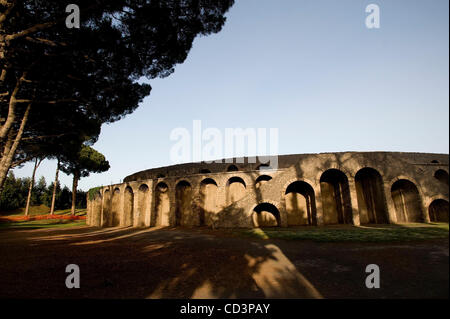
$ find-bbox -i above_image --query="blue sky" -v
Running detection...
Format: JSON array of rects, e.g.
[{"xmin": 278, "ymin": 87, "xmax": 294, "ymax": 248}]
[{"xmin": 14, "ymin": 0, "xmax": 449, "ymax": 191}]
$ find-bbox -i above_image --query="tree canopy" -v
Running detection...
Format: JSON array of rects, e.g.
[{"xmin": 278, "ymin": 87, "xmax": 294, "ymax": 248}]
[
  {"xmin": 59, "ymin": 144, "xmax": 109, "ymax": 214},
  {"xmin": 0, "ymin": 0, "xmax": 234, "ymax": 190},
  {"xmin": 60, "ymin": 145, "xmax": 110, "ymax": 180}
]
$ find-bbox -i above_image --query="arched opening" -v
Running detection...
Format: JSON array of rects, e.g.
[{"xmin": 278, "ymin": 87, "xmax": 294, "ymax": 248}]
[
  {"xmin": 200, "ymin": 178, "xmax": 219, "ymax": 226},
  {"xmin": 391, "ymin": 179, "xmax": 423, "ymax": 223},
  {"xmin": 93, "ymin": 192, "xmax": 102, "ymax": 226},
  {"xmin": 227, "ymin": 164, "xmax": 238, "ymax": 172},
  {"xmin": 355, "ymin": 168, "xmax": 388, "ymax": 224},
  {"xmin": 226, "ymin": 177, "xmax": 246, "ymax": 205},
  {"xmin": 255, "ymin": 175, "xmax": 272, "ymax": 188},
  {"xmin": 431, "ymin": 160, "xmax": 439, "ymax": 164},
  {"xmin": 428, "ymin": 199, "xmax": 449, "ymax": 223},
  {"xmin": 320, "ymin": 169, "xmax": 352, "ymax": 225},
  {"xmin": 102, "ymin": 190, "xmax": 111, "ymax": 227},
  {"xmin": 199, "ymin": 168, "xmax": 211, "ymax": 174},
  {"xmin": 137, "ymin": 184, "xmax": 149, "ymax": 227},
  {"xmin": 252, "ymin": 203, "xmax": 281, "ymax": 227},
  {"xmin": 434, "ymin": 169, "xmax": 449, "ymax": 186},
  {"xmin": 124, "ymin": 186, "xmax": 134, "ymax": 227},
  {"xmin": 153, "ymin": 182, "xmax": 169, "ymax": 227},
  {"xmin": 157, "ymin": 174, "xmax": 166, "ymax": 178},
  {"xmin": 110, "ymin": 188, "xmax": 121, "ymax": 226},
  {"xmin": 175, "ymin": 181, "xmax": 192, "ymax": 226},
  {"xmin": 285, "ymin": 181, "xmax": 317, "ymax": 226}
]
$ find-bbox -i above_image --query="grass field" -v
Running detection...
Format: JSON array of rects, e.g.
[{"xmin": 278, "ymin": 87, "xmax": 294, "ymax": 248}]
[
  {"xmin": 0, "ymin": 218, "xmax": 86, "ymax": 229},
  {"xmin": 231, "ymin": 223, "xmax": 449, "ymax": 242},
  {"xmin": 0, "ymin": 207, "xmax": 87, "ymax": 230},
  {"xmin": 0, "ymin": 205, "xmax": 86, "ymax": 217},
  {"xmin": 0, "ymin": 210, "xmax": 448, "ymax": 242}
]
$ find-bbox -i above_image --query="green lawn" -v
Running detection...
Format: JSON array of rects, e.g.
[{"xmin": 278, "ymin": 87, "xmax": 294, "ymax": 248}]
[
  {"xmin": 0, "ymin": 207, "xmax": 87, "ymax": 230},
  {"xmin": 1, "ymin": 208, "xmax": 86, "ymax": 217},
  {"xmin": 0, "ymin": 218, "xmax": 86, "ymax": 230},
  {"xmin": 231, "ymin": 223, "xmax": 449, "ymax": 243}
]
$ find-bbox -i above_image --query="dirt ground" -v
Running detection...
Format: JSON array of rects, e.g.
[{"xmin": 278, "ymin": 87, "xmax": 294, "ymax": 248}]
[{"xmin": 0, "ymin": 226, "xmax": 448, "ymax": 299}]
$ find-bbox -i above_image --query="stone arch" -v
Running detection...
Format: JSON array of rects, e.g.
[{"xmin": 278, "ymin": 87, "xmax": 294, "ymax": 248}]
[
  {"xmin": 285, "ymin": 181, "xmax": 317, "ymax": 226},
  {"xmin": 252, "ymin": 202, "xmax": 281, "ymax": 227},
  {"xmin": 255, "ymin": 175, "xmax": 272, "ymax": 188},
  {"xmin": 199, "ymin": 168, "xmax": 211, "ymax": 174},
  {"xmin": 137, "ymin": 184, "xmax": 149, "ymax": 227},
  {"xmin": 434, "ymin": 169, "xmax": 449, "ymax": 186},
  {"xmin": 199, "ymin": 178, "xmax": 219, "ymax": 226},
  {"xmin": 320, "ymin": 169, "xmax": 352, "ymax": 225},
  {"xmin": 424, "ymin": 194, "xmax": 448, "ymax": 207},
  {"xmin": 102, "ymin": 189, "xmax": 111, "ymax": 227},
  {"xmin": 175, "ymin": 180, "xmax": 193, "ymax": 226},
  {"xmin": 153, "ymin": 182, "xmax": 170, "ymax": 226},
  {"xmin": 355, "ymin": 167, "xmax": 389, "ymax": 224},
  {"xmin": 314, "ymin": 166, "xmax": 353, "ymax": 186},
  {"xmin": 227, "ymin": 164, "xmax": 239, "ymax": 172},
  {"xmin": 428, "ymin": 199, "xmax": 449, "ymax": 223},
  {"xmin": 226, "ymin": 176, "xmax": 246, "ymax": 205},
  {"xmin": 388, "ymin": 175, "xmax": 423, "ymax": 191},
  {"xmin": 123, "ymin": 186, "xmax": 134, "ymax": 227},
  {"xmin": 110, "ymin": 188, "xmax": 121, "ymax": 227},
  {"xmin": 391, "ymin": 179, "xmax": 424, "ymax": 223}
]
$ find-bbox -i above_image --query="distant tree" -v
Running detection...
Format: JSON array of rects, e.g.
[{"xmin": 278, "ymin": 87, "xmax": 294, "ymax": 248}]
[
  {"xmin": 0, "ymin": 171, "xmax": 22, "ymax": 211},
  {"xmin": 0, "ymin": 171, "xmax": 89, "ymax": 214},
  {"xmin": 34, "ymin": 176, "xmax": 46, "ymax": 205},
  {"xmin": 58, "ymin": 186, "xmax": 71, "ymax": 210},
  {"xmin": 41, "ymin": 181, "xmax": 61, "ymax": 208},
  {"xmin": 0, "ymin": 0, "xmax": 234, "ymax": 191},
  {"xmin": 60, "ymin": 145, "xmax": 109, "ymax": 215},
  {"xmin": 76, "ymin": 190, "xmax": 87, "ymax": 210}
]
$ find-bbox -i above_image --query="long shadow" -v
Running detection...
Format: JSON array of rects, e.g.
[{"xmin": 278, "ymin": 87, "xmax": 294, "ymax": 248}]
[{"xmin": 0, "ymin": 226, "xmax": 323, "ymax": 299}]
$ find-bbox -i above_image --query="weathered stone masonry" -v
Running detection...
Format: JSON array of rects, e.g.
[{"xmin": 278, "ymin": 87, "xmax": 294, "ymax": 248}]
[{"xmin": 86, "ymin": 152, "xmax": 449, "ymax": 228}]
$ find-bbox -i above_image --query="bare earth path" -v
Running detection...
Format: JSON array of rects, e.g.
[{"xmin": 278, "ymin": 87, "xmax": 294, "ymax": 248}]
[{"xmin": 0, "ymin": 226, "xmax": 447, "ymax": 298}]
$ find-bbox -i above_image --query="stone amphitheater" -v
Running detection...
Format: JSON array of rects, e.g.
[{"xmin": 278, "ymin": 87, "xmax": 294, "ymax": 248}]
[{"xmin": 86, "ymin": 151, "xmax": 449, "ymax": 228}]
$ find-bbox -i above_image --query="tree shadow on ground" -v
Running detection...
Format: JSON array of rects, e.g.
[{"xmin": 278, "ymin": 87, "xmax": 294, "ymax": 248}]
[
  {"xmin": 0, "ymin": 226, "xmax": 322, "ymax": 299},
  {"xmin": 0, "ymin": 225, "xmax": 447, "ymax": 299}
]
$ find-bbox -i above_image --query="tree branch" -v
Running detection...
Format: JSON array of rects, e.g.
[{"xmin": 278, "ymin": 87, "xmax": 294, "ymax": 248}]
[
  {"xmin": 10, "ymin": 155, "xmax": 33, "ymax": 168},
  {"xmin": 5, "ymin": 21, "xmax": 57, "ymax": 41},
  {"xmin": 24, "ymin": 36, "xmax": 67, "ymax": 47},
  {"xmin": 14, "ymin": 98, "xmax": 79, "ymax": 104},
  {"xmin": 21, "ymin": 133, "xmax": 68, "ymax": 141}
]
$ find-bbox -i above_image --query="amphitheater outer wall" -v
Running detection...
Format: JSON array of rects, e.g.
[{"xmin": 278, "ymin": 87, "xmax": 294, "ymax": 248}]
[{"xmin": 86, "ymin": 152, "xmax": 449, "ymax": 228}]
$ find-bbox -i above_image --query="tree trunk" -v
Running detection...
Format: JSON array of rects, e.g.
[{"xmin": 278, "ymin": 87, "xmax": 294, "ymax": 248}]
[
  {"xmin": 0, "ymin": 161, "xmax": 10, "ymax": 195},
  {"xmin": 24, "ymin": 157, "xmax": 41, "ymax": 216},
  {"xmin": 71, "ymin": 170, "xmax": 79, "ymax": 215},
  {"xmin": 0, "ymin": 103, "xmax": 32, "ymax": 193},
  {"xmin": 50, "ymin": 159, "xmax": 59, "ymax": 215}
]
